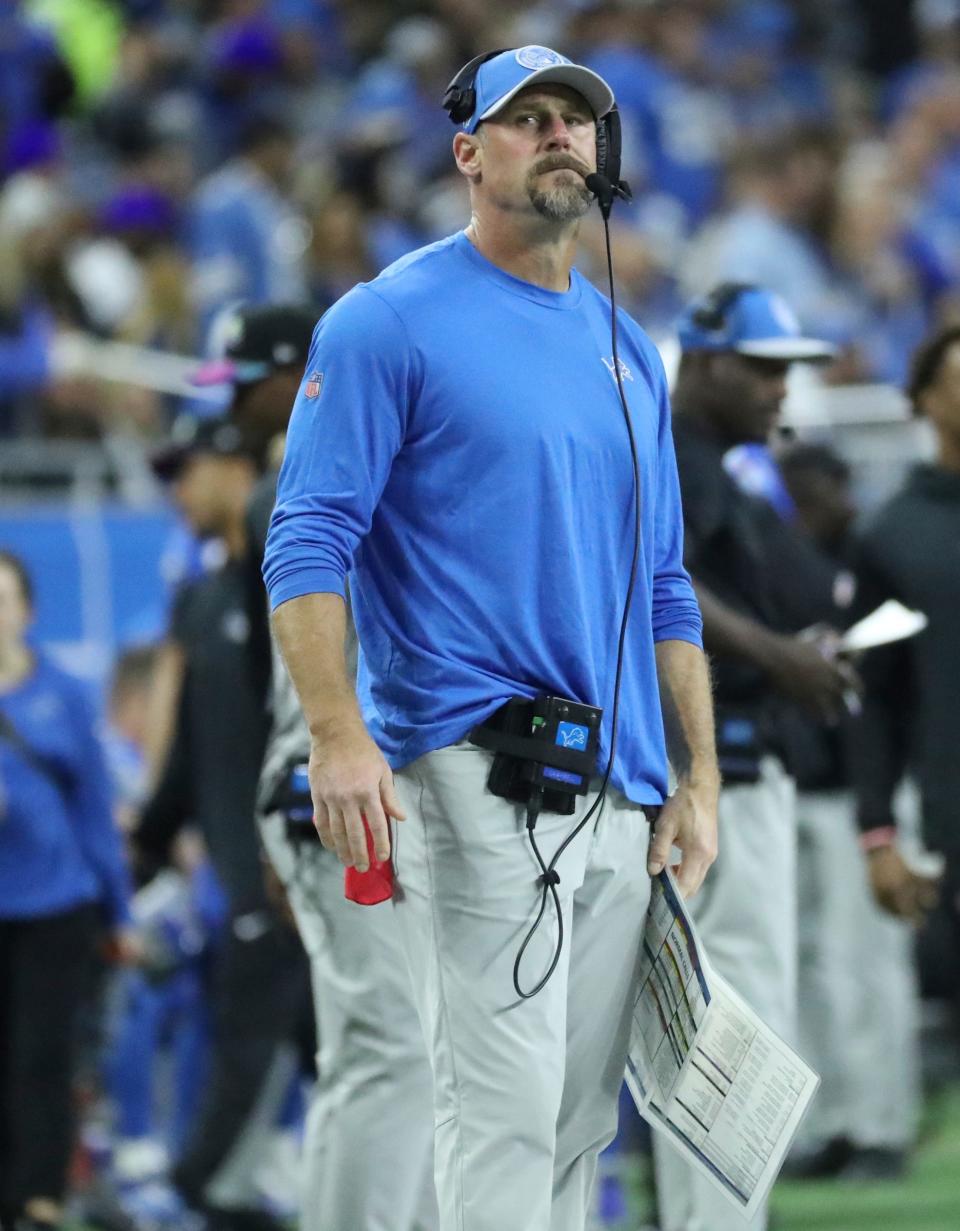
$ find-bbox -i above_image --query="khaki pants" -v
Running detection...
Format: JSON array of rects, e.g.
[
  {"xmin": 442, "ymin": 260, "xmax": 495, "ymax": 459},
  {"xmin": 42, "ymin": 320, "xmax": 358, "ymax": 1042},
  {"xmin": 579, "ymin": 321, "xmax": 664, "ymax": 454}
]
[
  {"xmin": 392, "ymin": 743, "xmax": 653, "ymax": 1231},
  {"xmin": 260, "ymin": 814, "xmax": 437, "ymax": 1231},
  {"xmin": 654, "ymin": 756, "xmax": 796, "ymax": 1231}
]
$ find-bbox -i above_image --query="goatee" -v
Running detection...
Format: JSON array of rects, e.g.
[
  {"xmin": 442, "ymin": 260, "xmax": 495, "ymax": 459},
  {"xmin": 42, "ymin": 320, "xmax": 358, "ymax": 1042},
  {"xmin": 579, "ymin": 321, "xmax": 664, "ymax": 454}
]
[{"xmin": 528, "ymin": 181, "xmax": 592, "ymax": 222}]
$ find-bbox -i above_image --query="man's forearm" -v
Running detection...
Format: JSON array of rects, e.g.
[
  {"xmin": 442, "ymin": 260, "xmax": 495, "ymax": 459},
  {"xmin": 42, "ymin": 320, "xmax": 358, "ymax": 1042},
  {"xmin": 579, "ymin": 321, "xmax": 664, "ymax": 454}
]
[
  {"xmin": 654, "ymin": 639, "xmax": 720, "ymax": 793},
  {"xmin": 693, "ymin": 581, "xmax": 781, "ymax": 670},
  {"xmin": 271, "ymin": 592, "xmax": 363, "ymax": 736}
]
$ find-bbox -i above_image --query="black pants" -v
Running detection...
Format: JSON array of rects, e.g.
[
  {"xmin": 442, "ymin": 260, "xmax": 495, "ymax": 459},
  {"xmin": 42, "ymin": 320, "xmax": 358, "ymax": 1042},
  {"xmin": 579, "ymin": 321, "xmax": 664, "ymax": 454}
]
[
  {"xmin": 172, "ymin": 909, "xmax": 311, "ymax": 1210},
  {"xmin": 918, "ymin": 851, "xmax": 960, "ymax": 1006},
  {"xmin": 0, "ymin": 904, "xmax": 97, "ymax": 1219}
]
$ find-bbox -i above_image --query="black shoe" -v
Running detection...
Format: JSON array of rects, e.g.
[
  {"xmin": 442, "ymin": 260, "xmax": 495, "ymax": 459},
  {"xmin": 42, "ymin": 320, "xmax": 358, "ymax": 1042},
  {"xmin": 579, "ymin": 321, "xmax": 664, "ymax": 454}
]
[
  {"xmin": 835, "ymin": 1145, "xmax": 908, "ymax": 1182},
  {"xmin": 204, "ymin": 1209, "xmax": 289, "ymax": 1231},
  {"xmin": 781, "ymin": 1135, "xmax": 854, "ymax": 1180}
]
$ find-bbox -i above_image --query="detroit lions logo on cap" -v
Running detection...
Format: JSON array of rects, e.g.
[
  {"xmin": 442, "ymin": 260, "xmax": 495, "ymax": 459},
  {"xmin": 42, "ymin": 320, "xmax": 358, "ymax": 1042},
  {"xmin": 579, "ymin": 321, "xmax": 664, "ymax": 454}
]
[{"xmin": 516, "ymin": 46, "xmax": 568, "ymax": 70}]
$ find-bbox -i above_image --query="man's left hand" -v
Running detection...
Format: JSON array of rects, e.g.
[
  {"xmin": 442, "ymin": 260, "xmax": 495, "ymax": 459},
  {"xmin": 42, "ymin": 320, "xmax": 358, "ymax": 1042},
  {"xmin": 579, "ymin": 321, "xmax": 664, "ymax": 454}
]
[{"xmin": 647, "ymin": 781, "xmax": 719, "ymax": 898}]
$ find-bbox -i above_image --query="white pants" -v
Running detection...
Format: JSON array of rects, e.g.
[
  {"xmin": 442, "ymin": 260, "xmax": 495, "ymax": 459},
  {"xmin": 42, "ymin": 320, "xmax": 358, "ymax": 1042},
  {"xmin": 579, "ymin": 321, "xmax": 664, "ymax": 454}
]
[
  {"xmin": 260, "ymin": 815, "xmax": 437, "ymax": 1231},
  {"xmin": 795, "ymin": 790, "xmax": 919, "ymax": 1151},
  {"xmin": 392, "ymin": 744, "xmax": 653, "ymax": 1231},
  {"xmin": 654, "ymin": 756, "xmax": 797, "ymax": 1231}
]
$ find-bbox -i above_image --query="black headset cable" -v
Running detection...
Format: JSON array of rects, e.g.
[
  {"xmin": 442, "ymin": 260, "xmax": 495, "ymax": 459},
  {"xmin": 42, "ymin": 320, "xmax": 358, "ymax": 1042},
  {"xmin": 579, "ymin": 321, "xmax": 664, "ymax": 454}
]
[{"xmin": 514, "ymin": 206, "xmax": 643, "ymax": 998}]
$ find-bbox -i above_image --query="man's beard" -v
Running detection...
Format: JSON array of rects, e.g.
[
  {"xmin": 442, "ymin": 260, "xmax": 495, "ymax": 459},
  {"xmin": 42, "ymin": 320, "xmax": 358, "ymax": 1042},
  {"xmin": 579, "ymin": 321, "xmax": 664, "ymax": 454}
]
[{"xmin": 527, "ymin": 164, "xmax": 592, "ymax": 222}]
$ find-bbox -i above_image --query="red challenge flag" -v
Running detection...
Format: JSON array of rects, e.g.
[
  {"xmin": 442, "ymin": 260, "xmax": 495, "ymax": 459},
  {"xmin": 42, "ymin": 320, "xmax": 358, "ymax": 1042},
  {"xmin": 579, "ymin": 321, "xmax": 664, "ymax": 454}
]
[{"xmin": 343, "ymin": 814, "xmax": 394, "ymax": 905}]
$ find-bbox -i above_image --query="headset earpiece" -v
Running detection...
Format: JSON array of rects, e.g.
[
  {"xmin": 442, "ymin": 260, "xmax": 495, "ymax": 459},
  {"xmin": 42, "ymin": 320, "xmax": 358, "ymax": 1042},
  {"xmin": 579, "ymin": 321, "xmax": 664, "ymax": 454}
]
[
  {"xmin": 596, "ymin": 108, "xmax": 622, "ymax": 187},
  {"xmin": 588, "ymin": 107, "xmax": 632, "ymax": 217},
  {"xmin": 442, "ymin": 49, "xmax": 511, "ymax": 126},
  {"xmin": 595, "ymin": 116, "xmax": 608, "ymax": 181}
]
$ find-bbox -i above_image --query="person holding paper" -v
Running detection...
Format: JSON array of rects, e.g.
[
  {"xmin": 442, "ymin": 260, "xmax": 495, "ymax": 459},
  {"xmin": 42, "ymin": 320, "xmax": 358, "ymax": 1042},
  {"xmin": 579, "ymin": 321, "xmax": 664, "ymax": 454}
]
[
  {"xmin": 773, "ymin": 444, "xmax": 921, "ymax": 1182},
  {"xmin": 848, "ymin": 323, "xmax": 960, "ymax": 1004},
  {"xmin": 653, "ymin": 284, "xmax": 859, "ymax": 1231},
  {"xmin": 264, "ymin": 47, "xmax": 720, "ymax": 1231}
]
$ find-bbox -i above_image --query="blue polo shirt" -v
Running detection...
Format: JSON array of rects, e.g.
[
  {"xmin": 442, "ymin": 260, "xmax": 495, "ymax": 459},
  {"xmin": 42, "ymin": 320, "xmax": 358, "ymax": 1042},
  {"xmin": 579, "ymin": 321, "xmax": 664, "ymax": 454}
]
[{"xmin": 264, "ymin": 231, "xmax": 702, "ymax": 803}]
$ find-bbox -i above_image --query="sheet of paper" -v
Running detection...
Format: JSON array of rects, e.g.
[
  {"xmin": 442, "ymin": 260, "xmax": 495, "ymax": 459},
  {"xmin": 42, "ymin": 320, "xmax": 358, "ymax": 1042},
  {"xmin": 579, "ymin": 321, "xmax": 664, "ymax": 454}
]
[
  {"xmin": 625, "ymin": 872, "xmax": 820, "ymax": 1220},
  {"xmin": 840, "ymin": 599, "xmax": 927, "ymax": 653}
]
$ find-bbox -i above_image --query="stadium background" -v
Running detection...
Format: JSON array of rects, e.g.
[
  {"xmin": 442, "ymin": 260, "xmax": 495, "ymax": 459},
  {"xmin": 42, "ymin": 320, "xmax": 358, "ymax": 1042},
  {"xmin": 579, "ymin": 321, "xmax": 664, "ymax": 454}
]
[{"xmin": 2, "ymin": 0, "xmax": 960, "ymax": 1228}]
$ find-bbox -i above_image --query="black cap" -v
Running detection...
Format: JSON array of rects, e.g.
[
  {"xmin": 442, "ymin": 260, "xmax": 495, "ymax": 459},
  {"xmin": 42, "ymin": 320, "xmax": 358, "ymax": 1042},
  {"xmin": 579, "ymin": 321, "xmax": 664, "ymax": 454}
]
[
  {"xmin": 191, "ymin": 305, "xmax": 318, "ymax": 388},
  {"xmin": 151, "ymin": 415, "xmax": 254, "ymax": 481}
]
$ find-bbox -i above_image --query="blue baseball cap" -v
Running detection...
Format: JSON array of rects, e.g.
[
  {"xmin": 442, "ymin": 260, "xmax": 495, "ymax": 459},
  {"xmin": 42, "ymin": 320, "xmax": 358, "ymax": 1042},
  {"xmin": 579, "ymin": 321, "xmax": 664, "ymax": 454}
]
[
  {"xmin": 677, "ymin": 286, "xmax": 837, "ymax": 362},
  {"xmin": 460, "ymin": 46, "xmax": 615, "ymax": 134}
]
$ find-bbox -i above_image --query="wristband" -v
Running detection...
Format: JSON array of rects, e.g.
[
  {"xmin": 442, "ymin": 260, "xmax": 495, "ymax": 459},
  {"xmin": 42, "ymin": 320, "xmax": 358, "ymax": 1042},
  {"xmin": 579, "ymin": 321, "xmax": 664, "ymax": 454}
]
[{"xmin": 860, "ymin": 825, "xmax": 897, "ymax": 853}]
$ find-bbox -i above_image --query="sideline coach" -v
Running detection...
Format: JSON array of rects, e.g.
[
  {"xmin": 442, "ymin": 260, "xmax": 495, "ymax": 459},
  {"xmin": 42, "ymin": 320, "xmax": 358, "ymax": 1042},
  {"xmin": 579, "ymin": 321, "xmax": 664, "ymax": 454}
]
[{"xmin": 263, "ymin": 46, "xmax": 719, "ymax": 1231}]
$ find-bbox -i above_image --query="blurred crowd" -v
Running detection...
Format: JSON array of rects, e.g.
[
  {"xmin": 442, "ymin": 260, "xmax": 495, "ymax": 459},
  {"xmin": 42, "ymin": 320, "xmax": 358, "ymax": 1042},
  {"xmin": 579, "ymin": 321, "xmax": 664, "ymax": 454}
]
[
  {"xmin": 8, "ymin": 0, "xmax": 960, "ymax": 441},
  {"xmin": 4, "ymin": 4, "xmax": 960, "ymax": 1231}
]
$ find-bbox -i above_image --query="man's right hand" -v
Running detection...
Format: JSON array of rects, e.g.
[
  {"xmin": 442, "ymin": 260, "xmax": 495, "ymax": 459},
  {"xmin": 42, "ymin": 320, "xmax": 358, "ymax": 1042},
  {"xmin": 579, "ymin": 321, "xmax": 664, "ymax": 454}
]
[
  {"xmin": 761, "ymin": 632, "xmax": 860, "ymax": 723},
  {"xmin": 867, "ymin": 844, "xmax": 940, "ymax": 924},
  {"xmin": 308, "ymin": 719, "xmax": 406, "ymax": 871}
]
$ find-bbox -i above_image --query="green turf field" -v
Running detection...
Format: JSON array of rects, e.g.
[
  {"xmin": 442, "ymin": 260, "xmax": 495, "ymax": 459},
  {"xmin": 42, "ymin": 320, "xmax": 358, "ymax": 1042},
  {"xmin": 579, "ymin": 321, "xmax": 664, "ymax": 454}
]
[
  {"xmin": 591, "ymin": 1083, "xmax": 960, "ymax": 1231},
  {"xmin": 66, "ymin": 1085, "xmax": 960, "ymax": 1231},
  {"xmin": 772, "ymin": 1085, "xmax": 960, "ymax": 1231}
]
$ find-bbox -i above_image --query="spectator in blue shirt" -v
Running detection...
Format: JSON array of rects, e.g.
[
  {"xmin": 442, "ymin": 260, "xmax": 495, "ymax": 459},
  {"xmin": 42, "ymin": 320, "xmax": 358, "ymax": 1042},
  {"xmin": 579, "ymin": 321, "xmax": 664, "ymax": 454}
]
[
  {"xmin": 682, "ymin": 125, "xmax": 873, "ymax": 375},
  {"xmin": 585, "ymin": 1, "xmax": 737, "ymax": 231},
  {"xmin": 0, "ymin": 549, "xmax": 136, "ymax": 1231},
  {"xmin": 188, "ymin": 112, "xmax": 308, "ymax": 346}
]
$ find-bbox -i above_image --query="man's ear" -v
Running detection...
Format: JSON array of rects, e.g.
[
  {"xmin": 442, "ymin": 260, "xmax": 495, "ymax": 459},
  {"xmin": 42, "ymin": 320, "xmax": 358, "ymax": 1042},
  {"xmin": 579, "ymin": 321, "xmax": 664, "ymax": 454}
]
[{"xmin": 453, "ymin": 131, "xmax": 483, "ymax": 183}]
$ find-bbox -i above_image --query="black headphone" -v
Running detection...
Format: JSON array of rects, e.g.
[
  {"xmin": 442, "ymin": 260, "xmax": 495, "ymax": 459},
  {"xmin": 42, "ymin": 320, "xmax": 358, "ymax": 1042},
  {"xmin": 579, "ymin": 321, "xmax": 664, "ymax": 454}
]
[
  {"xmin": 691, "ymin": 282, "xmax": 758, "ymax": 332},
  {"xmin": 441, "ymin": 50, "xmax": 632, "ymax": 217}
]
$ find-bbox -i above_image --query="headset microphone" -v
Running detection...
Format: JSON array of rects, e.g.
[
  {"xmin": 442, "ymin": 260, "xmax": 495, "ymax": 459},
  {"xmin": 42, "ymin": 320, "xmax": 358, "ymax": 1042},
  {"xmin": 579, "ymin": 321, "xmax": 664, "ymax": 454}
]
[
  {"xmin": 511, "ymin": 133, "xmax": 642, "ymax": 1000},
  {"xmin": 584, "ymin": 172, "xmax": 617, "ymax": 218},
  {"xmin": 440, "ymin": 50, "xmax": 642, "ymax": 999}
]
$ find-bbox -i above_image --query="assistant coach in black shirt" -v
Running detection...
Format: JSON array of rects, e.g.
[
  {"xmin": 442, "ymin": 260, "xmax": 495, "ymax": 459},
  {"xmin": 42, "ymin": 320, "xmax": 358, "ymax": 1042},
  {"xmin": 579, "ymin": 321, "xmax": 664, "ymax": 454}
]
[
  {"xmin": 849, "ymin": 325, "xmax": 960, "ymax": 975},
  {"xmin": 136, "ymin": 417, "xmax": 309, "ymax": 1231},
  {"xmin": 653, "ymin": 285, "xmax": 856, "ymax": 1231}
]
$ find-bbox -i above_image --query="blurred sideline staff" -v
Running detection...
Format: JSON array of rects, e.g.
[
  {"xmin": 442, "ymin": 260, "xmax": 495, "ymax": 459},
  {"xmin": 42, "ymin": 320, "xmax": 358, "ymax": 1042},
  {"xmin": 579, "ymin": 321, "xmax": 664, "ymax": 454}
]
[
  {"xmin": 133, "ymin": 418, "xmax": 309, "ymax": 1231},
  {"xmin": 207, "ymin": 302, "xmax": 438, "ymax": 1231},
  {"xmin": 0, "ymin": 550, "xmax": 135, "ymax": 1231},
  {"xmin": 849, "ymin": 324, "xmax": 960, "ymax": 996},
  {"xmin": 743, "ymin": 445, "xmax": 921, "ymax": 1180},
  {"xmin": 654, "ymin": 284, "xmax": 859, "ymax": 1231}
]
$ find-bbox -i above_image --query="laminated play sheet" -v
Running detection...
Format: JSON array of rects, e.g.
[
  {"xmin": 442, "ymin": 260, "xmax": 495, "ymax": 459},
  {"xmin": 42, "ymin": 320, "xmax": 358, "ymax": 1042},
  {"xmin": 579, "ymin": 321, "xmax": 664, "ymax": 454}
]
[{"xmin": 626, "ymin": 871, "xmax": 820, "ymax": 1220}]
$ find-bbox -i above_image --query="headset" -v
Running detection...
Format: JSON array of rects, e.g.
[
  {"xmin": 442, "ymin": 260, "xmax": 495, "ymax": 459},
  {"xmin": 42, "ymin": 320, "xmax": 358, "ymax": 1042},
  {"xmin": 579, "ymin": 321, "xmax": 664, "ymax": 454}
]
[
  {"xmin": 441, "ymin": 50, "xmax": 633, "ymax": 217},
  {"xmin": 443, "ymin": 51, "xmax": 642, "ymax": 998},
  {"xmin": 691, "ymin": 281, "xmax": 759, "ymax": 332}
]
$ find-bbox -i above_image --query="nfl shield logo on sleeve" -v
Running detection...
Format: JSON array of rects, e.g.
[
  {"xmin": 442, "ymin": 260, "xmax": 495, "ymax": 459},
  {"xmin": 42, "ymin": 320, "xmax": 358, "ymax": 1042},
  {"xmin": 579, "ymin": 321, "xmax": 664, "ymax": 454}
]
[{"xmin": 305, "ymin": 371, "xmax": 323, "ymax": 399}]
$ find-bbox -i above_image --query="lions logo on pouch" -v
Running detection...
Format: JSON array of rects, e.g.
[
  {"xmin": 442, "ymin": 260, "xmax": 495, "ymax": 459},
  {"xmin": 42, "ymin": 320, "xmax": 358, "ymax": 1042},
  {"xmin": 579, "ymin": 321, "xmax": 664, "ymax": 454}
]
[
  {"xmin": 516, "ymin": 46, "xmax": 568, "ymax": 70},
  {"xmin": 305, "ymin": 371, "xmax": 323, "ymax": 399}
]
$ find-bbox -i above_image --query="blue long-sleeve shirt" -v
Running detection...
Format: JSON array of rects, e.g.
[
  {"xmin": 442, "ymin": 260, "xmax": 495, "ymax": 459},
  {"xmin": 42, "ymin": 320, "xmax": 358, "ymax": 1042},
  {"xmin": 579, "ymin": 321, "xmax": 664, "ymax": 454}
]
[
  {"xmin": 0, "ymin": 654, "xmax": 133, "ymax": 925},
  {"xmin": 264, "ymin": 231, "xmax": 702, "ymax": 804}
]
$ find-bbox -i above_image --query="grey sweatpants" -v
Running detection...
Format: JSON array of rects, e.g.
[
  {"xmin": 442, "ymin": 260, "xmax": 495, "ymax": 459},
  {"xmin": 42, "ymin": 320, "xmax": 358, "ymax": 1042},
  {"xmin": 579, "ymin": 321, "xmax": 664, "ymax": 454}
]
[
  {"xmin": 795, "ymin": 790, "xmax": 919, "ymax": 1151},
  {"xmin": 392, "ymin": 743, "xmax": 654, "ymax": 1231},
  {"xmin": 260, "ymin": 814, "xmax": 438, "ymax": 1231},
  {"xmin": 654, "ymin": 756, "xmax": 797, "ymax": 1231}
]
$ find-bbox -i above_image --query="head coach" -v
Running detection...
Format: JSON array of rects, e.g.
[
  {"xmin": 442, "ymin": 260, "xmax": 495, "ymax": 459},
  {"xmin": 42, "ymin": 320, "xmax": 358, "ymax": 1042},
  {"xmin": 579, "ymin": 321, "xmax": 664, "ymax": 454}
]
[{"xmin": 263, "ymin": 46, "xmax": 719, "ymax": 1231}]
